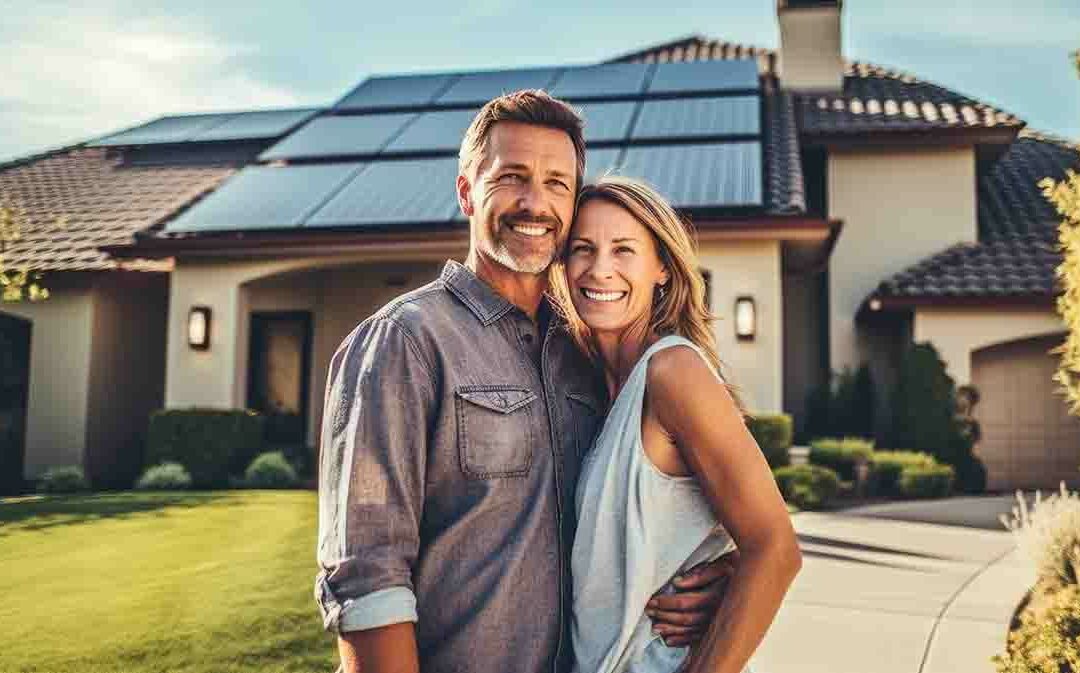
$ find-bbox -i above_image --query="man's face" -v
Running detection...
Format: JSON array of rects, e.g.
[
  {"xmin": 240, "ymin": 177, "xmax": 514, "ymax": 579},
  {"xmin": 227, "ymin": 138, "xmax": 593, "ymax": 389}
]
[{"xmin": 457, "ymin": 121, "xmax": 578, "ymax": 275}]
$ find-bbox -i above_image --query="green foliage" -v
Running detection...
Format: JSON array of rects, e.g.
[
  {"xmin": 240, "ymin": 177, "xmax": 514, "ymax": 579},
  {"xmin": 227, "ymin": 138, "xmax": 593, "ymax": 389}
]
[
  {"xmin": 809, "ymin": 437, "xmax": 874, "ymax": 481},
  {"xmin": 746, "ymin": 413, "xmax": 794, "ymax": 468},
  {"xmin": 145, "ymin": 409, "xmax": 265, "ymax": 488},
  {"xmin": 1043, "ymin": 169, "xmax": 1080, "ymax": 417},
  {"xmin": 1002, "ymin": 484, "xmax": 1080, "ymax": 591},
  {"xmin": 802, "ymin": 364, "xmax": 876, "ymax": 443},
  {"xmin": 135, "ymin": 462, "xmax": 193, "ymax": 491},
  {"xmin": 36, "ymin": 465, "xmax": 89, "ymax": 494},
  {"xmin": 0, "ymin": 201, "xmax": 55, "ymax": 303},
  {"xmin": 897, "ymin": 464, "xmax": 955, "ymax": 499},
  {"xmin": 243, "ymin": 451, "xmax": 299, "ymax": 489},
  {"xmin": 868, "ymin": 450, "xmax": 938, "ymax": 497},
  {"xmin": 773, "ymin": 464, "xmax": 841, "ymax": 510},
  {"xmin": 994, "ymin": 585, "xmax": 1080, "ymax": 673}
]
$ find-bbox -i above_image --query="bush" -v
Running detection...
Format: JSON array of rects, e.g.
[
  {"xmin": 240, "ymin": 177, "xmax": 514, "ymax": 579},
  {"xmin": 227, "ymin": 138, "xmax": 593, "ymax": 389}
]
[
  {"xmin": 135, "ymin": 462, "xmax": 193, "ymax": 491},
  {"xmin": 801, "ymin": 363, "xmax": 876, "ymax": 443},
  {"xmin": 774, "ymin": 464, "xmax": 841, "ymax": 510},
  {"xmin": 36, "ymin": 465, "xmax": 89, "ymax": 494},
  {"xmin": 243, "ymin": 452, "xmax": 298, "ymax": 489},
  {"xmin": 897, "ymin": 465, "xmax": 955, "ymax": 499},
  {"xmin": 1001, "ymin": 484, "xmax": 1080, "ymax": 590},
  {"xmin": 809, "ymin": 437, "xmax": 874, "ymax": 481},
  {"xmin": 747, "ymin": 414, "xmax": 793, "ymax": 468},
  {"xmin": 994, "ymin": 584, "xmax": 1080, "ymax": 672},
  {"xmin": 868, "ymin": 450, "xmax": 937, "ymax": 497},
  {"xmin": 145, "ymin": 409, "xmax": 264, "ymax": 488},
  {"xmin": 953, "ymin": 453, "xmax": 988, "ymax": 494}
]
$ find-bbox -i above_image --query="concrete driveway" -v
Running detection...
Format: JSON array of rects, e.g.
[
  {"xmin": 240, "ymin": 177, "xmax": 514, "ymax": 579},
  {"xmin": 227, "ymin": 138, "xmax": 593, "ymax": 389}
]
[{"xmin": 752, "ymin": 496, "xmax": 1033, "ymax": 673}]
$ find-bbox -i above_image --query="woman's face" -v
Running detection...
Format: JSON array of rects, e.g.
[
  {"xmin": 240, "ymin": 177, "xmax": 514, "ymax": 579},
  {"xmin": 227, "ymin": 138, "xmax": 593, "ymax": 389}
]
[{"xmin": 566, "ymin": 199, "xmax": 668, "ymax": 337}]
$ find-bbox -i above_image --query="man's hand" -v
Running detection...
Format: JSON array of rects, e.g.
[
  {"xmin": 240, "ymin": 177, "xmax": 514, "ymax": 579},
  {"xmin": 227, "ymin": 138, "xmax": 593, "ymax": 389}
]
[{"xmin": 646, "ymin": 549, "xmax": 740, "ymax": 647}]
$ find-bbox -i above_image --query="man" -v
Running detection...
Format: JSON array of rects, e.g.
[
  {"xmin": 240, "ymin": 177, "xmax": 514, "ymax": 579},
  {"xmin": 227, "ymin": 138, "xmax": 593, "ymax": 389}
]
[{"xmin": 316, "ymin": 90, "xmax": 733, "ymax": 673}]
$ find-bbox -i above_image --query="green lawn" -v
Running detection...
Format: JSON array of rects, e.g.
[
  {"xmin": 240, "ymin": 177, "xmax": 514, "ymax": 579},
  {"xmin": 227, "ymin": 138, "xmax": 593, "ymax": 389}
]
[{"xmin": 0, "ymin": 491, "xmax": 336, "ymax": 673}]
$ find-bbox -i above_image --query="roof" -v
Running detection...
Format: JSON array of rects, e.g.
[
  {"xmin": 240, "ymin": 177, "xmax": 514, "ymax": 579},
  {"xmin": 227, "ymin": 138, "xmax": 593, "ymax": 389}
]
[
  {"xmin": 611, "ymin": 35, "xmax": 1025, "ymax": 137},
  {"xmin": 980, "ymin": 131, "xmax": 1080, "ymax": 238},
  {"xmin": 0, "ymin": 147, "xmax": 233, "ymax": 272}
]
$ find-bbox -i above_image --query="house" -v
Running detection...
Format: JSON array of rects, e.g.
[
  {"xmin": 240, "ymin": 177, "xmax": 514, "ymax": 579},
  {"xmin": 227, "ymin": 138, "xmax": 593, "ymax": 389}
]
[{"xmin": 1, "ymin": 0, "xmax": 1076, "ymax": 493}]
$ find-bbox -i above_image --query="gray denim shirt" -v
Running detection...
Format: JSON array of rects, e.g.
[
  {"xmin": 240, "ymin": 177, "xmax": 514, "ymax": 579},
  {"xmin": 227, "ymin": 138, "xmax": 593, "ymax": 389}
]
[{"xmin": 316, "ymin": 260, "xmax": 604, "ymax": 673}]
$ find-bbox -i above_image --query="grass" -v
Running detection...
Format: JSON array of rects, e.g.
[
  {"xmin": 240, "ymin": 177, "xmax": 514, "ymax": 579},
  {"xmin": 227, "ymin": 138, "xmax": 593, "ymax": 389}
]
[{"xmin": 0, "ymin": 490, "xmax": 336, "ymax": 673}]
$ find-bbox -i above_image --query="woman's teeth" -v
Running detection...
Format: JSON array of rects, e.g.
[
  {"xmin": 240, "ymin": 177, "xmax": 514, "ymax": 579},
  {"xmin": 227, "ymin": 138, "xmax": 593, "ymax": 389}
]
[
  {"xmin": 582, "ymin": 288, "xmax": 627, "ymax": 302},
  {"xmin": 511, "ymin": 223, "xmax": 548, "ymax": 237}
]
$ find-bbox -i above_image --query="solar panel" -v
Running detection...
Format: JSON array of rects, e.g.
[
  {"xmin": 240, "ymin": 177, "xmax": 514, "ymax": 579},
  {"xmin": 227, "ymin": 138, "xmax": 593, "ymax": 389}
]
[
  {"xmin": 335, "ymin": 73, "xmax": 455, "ymax": 111},
  {"xmin": 585, "ymin": 148, "xmax": 623, "ymax": 180},
  {"xmin": 306, "ymin": 158, "xmax": 462, "ymax": 227},
  {"xmin": 259, "ymin": 113, "xmax": 416, "ymax": 160},
  {"xmin": 165, "ymin": 163, "xmax": 362, "ymax": 233},
  {"xmin": 90, "ymin": 114, "xmax": 230, "ymax": 146},
  {"xmin": 548, "ymin": 63, "xmax": 652, "ymax": 99},
  {"xmin": 619, "ymin": 142, "xmax": 762, "ymax": 209},
  {"xmin": 191, "ymin": 109, "xmax": 320, "ymax": 141},
  {"xmin": 577, "ymin": 102, "xmax": 637, "ymax": 144},
  {"xmin": 646, "ymin": 59, "xmax": 759, "ymax": 95},
  {"xmin": 435, "ymin": 68, "xmax": 561, "ymax": 106},
  {"xmin": 631, "ymin": 96, "xmax": 760, "ymax": 141},
  {"xmin": 383, "ymin": 108, "xmax": 479, "ymax": 154}
]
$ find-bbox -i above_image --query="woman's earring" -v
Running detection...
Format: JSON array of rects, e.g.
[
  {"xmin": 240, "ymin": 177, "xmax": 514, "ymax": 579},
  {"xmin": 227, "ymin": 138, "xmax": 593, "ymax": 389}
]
[{"xmin": 656, "ymin": 284, "xmax": 667, "ymax": 301}]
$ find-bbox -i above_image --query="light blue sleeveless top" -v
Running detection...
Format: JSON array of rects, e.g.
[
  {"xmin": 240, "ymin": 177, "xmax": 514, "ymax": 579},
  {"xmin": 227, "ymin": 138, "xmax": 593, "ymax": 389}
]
[{"xmin": 570, "ymin": 335, "xmax": 743, "ymax": 673}]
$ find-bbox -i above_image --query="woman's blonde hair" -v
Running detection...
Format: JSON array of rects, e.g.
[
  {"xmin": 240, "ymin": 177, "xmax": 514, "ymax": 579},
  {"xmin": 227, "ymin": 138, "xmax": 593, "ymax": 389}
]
[{"xmin": 548, "ymin": 175, "xmax": 746, "ymax": 414}]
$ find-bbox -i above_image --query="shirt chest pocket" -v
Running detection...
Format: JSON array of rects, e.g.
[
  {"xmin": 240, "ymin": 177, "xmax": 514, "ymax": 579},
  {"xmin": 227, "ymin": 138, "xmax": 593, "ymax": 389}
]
[{"xmin": 455, "ymin": 385, "xmax": 538, "ymax": 479}]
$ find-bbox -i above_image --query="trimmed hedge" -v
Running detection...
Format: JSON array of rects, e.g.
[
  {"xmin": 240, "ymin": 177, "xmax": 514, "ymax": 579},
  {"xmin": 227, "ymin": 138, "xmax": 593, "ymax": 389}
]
[
  {"xmin": 868, "ymin": 450, "xmax": 937, "ymax": 497},
  {"xmin": 36, "ymin": 466, "xmax": 90, "ymax": 494},
  {"xmin": 243, "ymin": 451, "xmax": 299, "ymax": 489},
  {"xmin": 747, "ymin": 414, "xmax": 793, "ymax": 468},
  {"xmin": 135, "ymin": 462, "xmax": 193, "ymax": 491},
  {"xmin": 773, "ymin": 464, "xmax": 841, "ymax": 510},
  {"xmin": 145, "ymin": 409, "xmax": 264, "ymax": 488},
  {"xmin": 808, "ymin": 437, "xmax": 874, "ymax": 481},
  {"xmin": 898, "ymin": 464, "xmax": 955, "ymax": 499}
]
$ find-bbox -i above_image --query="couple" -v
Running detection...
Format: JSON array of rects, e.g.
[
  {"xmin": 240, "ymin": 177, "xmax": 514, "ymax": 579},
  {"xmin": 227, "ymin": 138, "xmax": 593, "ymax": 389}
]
[{"xmin": 315, "ymin": 90, "xmax": 801, "ymax": 673}]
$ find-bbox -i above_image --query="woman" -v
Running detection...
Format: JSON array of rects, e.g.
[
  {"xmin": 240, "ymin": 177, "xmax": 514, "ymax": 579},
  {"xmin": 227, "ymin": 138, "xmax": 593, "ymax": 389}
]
[{"xmin": 549, "ymin": 177, "xmax": 801, "ymax": 673}]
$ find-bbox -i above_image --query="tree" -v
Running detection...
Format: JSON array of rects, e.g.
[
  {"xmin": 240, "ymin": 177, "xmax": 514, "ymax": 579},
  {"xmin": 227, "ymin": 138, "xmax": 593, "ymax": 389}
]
[
  {"xmin": 0, "ymin": 200, "xmax": 49, "ymax": 303},
  {"xmin": 1041, "ymin": 51, "xmax": 1080, "ymax": 415}
]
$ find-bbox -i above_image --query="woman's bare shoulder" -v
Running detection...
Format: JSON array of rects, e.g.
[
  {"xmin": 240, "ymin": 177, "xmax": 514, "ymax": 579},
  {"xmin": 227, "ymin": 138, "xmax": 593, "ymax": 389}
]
[{"xmin": 646, "ymin": 345, "xmax": 721, "ymax": 399}]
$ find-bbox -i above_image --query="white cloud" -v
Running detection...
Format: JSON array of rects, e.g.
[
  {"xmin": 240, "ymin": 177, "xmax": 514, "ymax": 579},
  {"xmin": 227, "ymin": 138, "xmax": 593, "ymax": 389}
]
[{"xmin": 0, "ymin": 7, "xmax": 301, "ymax": 160}]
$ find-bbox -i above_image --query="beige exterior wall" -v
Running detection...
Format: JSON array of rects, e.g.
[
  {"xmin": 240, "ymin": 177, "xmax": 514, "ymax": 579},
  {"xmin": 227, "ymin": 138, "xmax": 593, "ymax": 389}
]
[
  {"xmin": 698, "ymin": 240, "xmax": 784, "ymax": 413},
  {"xmin": 5, "ymin": 281, "xmax": 95, "ymax": 478},
  {"xmin": 828, "ymin": 147, "xmax": 977, "ymax": 372},
  {"xmin": 913, "ymin": 306, "xmax": 1066, "ymax": 384}
]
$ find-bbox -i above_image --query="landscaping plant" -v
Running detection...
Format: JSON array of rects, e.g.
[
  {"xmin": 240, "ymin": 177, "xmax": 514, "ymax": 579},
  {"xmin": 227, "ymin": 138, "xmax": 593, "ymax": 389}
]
[
  {"xmin": 145, "ymin": 408, "xmax": 264, "ymax": 488},
  {"xmin": 808, "ymin": 437, "xmax": 874, "ymax": 482},
  {"xmin": 896, "ymin": 464, "xmax": 954, "ymax": 499},
  {"xmin": 243, "ymin": 451, "xmax": 299, "ymax": 489},
  {"xmin": 36, "ymin": 465, "xmax": 89, "ymax": 494},
  {"xmin": 773, "ymin": 464, "xmax": 841, "ymax": 510},
  {"xmin": 746, "ymin": 413, "xmax": 794, "ymax": 468},
  {"xmin": 868, "ymin": 450, "xmax": 938, "ymax": 497},
  {"xmin": 135, "ymin": 462, "xmax": 193, "ymax": 491}
]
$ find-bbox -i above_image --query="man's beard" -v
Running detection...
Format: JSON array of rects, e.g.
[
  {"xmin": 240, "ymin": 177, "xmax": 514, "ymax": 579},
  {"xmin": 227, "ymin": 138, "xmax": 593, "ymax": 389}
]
[{"xmin": 486, "ymin": 213, "xmax": 561, "ymax": 275}]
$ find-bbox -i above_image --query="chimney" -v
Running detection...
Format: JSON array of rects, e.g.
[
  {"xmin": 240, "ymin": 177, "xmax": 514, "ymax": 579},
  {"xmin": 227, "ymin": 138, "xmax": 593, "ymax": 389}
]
[{"xmin": 777, "ymin": 0, "xmax": 844, "ymax": 92}]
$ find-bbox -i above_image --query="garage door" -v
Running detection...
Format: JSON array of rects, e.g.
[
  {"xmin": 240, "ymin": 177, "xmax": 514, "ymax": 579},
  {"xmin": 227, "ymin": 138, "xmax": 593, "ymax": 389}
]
[{"xmin": 973, "ymin": 333, "xmax": 1080, "ymax": 491}]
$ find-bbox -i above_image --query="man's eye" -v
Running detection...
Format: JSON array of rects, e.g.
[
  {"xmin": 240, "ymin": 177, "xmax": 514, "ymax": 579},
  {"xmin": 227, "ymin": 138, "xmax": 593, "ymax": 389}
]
[
  {"xmin": 548, "ymin": 179, "xmax": 570, "ymax": 191},
  {"xmin": 497, "ymin": 174, "xmax": 524, "ymax": 184}
]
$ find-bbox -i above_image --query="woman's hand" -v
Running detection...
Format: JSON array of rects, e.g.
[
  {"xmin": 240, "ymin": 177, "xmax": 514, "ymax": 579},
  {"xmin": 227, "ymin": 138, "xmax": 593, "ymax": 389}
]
[{"xmin": 646, "ymin": 549, "xmax": 741, "ymax": 646}]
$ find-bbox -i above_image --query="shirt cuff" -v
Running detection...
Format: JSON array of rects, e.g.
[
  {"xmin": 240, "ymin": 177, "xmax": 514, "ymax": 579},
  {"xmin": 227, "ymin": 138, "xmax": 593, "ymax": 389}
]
[{"xmin": 338, "ymin": 586, "xmax": 418, "ymax": 632}]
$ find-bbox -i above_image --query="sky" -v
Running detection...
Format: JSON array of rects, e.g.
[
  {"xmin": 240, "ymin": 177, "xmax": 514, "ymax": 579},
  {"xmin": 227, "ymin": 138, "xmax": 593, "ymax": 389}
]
[{"xmin": 0, "ymin": 0, "xmax": 1077, "ymax": 162}]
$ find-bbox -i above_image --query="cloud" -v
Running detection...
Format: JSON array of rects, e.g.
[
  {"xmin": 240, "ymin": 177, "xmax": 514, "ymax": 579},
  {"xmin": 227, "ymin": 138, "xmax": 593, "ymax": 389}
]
[{"xmin": 0, "ymin": 7, "xmax": 301, "ymax": 160}]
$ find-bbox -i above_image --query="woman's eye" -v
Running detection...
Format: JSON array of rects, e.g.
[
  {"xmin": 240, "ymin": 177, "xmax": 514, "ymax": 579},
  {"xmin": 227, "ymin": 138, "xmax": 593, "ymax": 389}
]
[
  {"xmin": 570, "ymin": 245, "xmax": 591, "ymax": 255},
  {"xmin": 616, "ymin": 246, "xmax": 635, "ymax": 254}
]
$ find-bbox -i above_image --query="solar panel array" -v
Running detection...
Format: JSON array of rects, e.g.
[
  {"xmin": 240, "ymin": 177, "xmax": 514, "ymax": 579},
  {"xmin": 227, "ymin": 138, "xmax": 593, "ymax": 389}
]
[
  {"xmin": 91, "ymin": 109, "xmax": 319, "ymax": 147},
  {"xmin": 165, "ymin": 59, "xmax": 765, "ymax": 233}
]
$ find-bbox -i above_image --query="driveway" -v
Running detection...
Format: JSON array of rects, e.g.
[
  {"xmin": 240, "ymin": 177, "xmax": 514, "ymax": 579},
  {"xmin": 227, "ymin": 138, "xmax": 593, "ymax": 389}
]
[{"xmin": 753, "ymin": 496, "xmax": 1033, "ymax": 673}]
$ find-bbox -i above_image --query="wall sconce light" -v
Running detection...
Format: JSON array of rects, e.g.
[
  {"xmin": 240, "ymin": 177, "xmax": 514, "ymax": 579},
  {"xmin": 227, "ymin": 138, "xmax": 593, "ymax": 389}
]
[
  {"xmin": 188, "ymin": 306, "xmax": 211, "ymax": 350},
  {"xmin": 734, "ymin": 296, "xmax": 756, "ymax": 341}
]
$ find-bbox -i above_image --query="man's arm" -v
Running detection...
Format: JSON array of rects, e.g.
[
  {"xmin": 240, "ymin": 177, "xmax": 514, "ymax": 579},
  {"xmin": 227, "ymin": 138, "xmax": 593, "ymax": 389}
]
[{"xmin": 315, "ymin": 317, "xmax": 435, "ymax": 673}]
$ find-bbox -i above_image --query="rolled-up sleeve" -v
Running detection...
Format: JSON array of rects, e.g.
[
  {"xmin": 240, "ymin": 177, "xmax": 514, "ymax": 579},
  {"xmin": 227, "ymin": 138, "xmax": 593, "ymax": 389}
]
[{"xmin": 315, "ymin": 316, "xmax": 435, "ymax": 633}]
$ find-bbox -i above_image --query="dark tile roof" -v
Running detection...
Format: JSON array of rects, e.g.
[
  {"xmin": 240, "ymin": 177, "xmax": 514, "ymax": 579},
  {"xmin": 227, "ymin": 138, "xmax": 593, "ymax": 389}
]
[
  {"xmin": 980, "ymin": 131, "xmax": 1080, "ymax": 238},
  {"xmin": 611, "ymin": 35, "xmax": 1025, "ymax": 135},
  {"xmin": 0, "ymin": 147, "xmax": 234, "ymax": 271},
  {"xmin": 763, "ymin": 91, "xmax": 806, "ymax": 214}
]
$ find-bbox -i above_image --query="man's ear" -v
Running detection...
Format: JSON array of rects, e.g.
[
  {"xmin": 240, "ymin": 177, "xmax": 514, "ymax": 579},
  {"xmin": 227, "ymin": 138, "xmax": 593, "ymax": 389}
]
[{"xmin": 456, "ymin": 173, "xmax": 474, "ymax": 217}]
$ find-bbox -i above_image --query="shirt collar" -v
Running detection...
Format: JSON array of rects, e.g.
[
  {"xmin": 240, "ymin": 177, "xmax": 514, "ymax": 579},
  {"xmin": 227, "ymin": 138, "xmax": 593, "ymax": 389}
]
[{"xmin": 441, "ymin": 260, "xmax": 518, "ymax": 326}]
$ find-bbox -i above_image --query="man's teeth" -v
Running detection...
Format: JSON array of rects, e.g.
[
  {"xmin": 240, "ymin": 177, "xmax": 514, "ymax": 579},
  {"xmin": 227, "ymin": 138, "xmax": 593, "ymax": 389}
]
[
  {"xmin": 511, "ymin": 223, "xmax": 548, "ymax": 237},
  {"xmin": 582, "ymin": 289, "xmax": 626, "ymax": 302}
]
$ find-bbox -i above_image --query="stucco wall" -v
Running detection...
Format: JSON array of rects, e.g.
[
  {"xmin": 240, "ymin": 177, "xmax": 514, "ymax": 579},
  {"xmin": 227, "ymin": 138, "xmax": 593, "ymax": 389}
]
[
  {"xmin": 698, "ymin": 240, "xmax": 783, "ymax": 413},
  {"xmin": 913, "ymin": 306, "xmax": 1066, "ymax": 384},
  {"xmin": 5, "ymin": 281, "xmax": 94, "ymax": 478},
  {"xmin": 828, "ymin": 147, "xmax": 977, "ymax": 373}
]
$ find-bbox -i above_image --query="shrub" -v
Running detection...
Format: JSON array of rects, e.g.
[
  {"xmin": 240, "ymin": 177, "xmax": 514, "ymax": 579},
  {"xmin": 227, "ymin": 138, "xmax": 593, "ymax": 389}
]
[
  {"xmin": 145, "ymin": 409, "xmax": 264, "ymax": 488},
  {"xmin": 243, "ymin": 452, "xmax": 298, "ymax": 489},
  {"xmin": 773, "ymin": 464, "xmax": 841, "ymax": 510},
  {"xmin": 801, "ymin": 364, "xmax": 876, "ymax": 443},
  {"xmin": 747, "ymin": 414, "xmax": 793, "ymax": 468},
  {"xmin": 809, "ymin": 437, "xmax": 874, "ymax": 481},
  {"xmin": 1001, "ymin": 484, "xmax": 1080, "ymax": 590},
  {"xmin": 36, "ymin": 465, "xmax": 89, "ymax": 494},
  {"xmin": 993, "ymin": 584, "xmax": 1080, "ymax": 672},
  {"xmin": 897, "ymin": 465, "xmax": 955, "ymax": 499},
  {"xmin": 135, "ymin": 462, "xmax": 193, "ymax": 491},
  {"xmin": 868, "ymin": 450, "xmax": 937, "ymax": 497}
]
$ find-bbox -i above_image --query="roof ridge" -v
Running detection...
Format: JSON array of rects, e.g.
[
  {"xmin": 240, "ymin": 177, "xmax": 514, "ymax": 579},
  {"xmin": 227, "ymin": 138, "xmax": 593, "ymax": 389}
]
[
  {"xmin": 0, "ymin": 142, "xmax": 86, "ymax": 173},
  {"xmin": 1020, "ymin": 128, "xmax": 1080, "ymax": 154}
]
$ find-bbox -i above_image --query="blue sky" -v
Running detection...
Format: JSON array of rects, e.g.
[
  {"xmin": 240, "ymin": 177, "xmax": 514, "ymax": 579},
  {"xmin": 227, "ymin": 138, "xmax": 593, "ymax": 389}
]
[{"xmin": 0, "ymin": 0, "xmax": 1076, "ymax": 162}]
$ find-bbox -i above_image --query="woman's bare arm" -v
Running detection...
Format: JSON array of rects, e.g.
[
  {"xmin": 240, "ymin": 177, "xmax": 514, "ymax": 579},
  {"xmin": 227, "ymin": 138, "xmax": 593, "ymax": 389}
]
[{"xmin": 647, "ymin": 346, "xmax": 802, "ymax": 673}]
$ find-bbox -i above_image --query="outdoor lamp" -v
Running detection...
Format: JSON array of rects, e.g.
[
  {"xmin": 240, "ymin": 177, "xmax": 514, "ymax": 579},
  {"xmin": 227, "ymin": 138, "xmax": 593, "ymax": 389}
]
[
  {"xmin": 188, "ymin": 306, "xmax": 211, "ymax": 350},
  {"xmin": 734, "ymin": 296, "xmax": 756, "ymax": 341}
]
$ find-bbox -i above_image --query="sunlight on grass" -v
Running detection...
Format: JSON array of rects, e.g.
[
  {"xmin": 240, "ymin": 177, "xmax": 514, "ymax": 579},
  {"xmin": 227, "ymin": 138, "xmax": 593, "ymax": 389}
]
[{"xmin": 0, "ymin": 491, "xmax": 336, "ymax": 673}]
